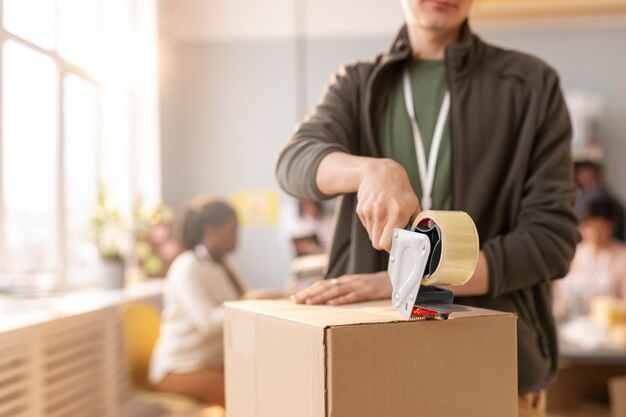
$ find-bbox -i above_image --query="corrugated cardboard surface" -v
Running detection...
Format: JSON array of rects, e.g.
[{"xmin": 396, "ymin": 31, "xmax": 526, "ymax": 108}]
[
  {"xmin": 225, "ymin": 300, "xmax": 517, "ymax": 417},
  {"xmin": 610, "ymin": 376, "xmax": 626, "ymax": 417},
  {"xmin": 547, "ymin": 365, "xmax": 626, "ymax": 411},
  {"xmin": 326, "ymin": 314, "xmax": 517, "ymax": 417},
  {"xmin": 224, "ymin": 303, "xmax": 326, "ymax": 417}
]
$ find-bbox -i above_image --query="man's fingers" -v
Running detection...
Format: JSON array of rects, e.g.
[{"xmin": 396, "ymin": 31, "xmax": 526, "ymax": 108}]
[
  {"xmin": 357, "ymin": 197, "xmax": 421, "ymax": 252},
  {"xmin": 292, "ymin": 281, "xmax": 323, "ymax": 299},
  {"xmin": 301, "ymin": 278, "xmax": 363, "ymax": 305},
  {"xmin": 292, "ymin": 278, "xmax": 355, "ymax": 305},
  {"xmin": 327, "ymin": 290, "xmax": 361, "ymax": 305},
  {"xmin": 379, "ymin": 224, "xmax": 395, "ymax": 253},
  {"xmin": 370, "ymin": 217, "xmax": 383, "ymax": 251},
  {"xmin": 370, "ymin": 202, "xmax": 389, "ymax": 250},
  {"xmin": 356, "ymin": 203, "xmax": 373, "ymax": 241},
  {"xmin": 306, "ymin": 284, "xmax": 347, "ymax": 304},
  {"xmin": 379, "ymin": 211, "xmax": 407, "ymax": 252},
  {"xmin": 292, "ymin": 274, "xmax": 391, "ymax": 306},
  {"xmin": 292, "ymin": 281, "xmax": 331, "ymax": 303},
  {"xmin": 408, "ymin": 200, "xmax": 422, "ymax": 225}
]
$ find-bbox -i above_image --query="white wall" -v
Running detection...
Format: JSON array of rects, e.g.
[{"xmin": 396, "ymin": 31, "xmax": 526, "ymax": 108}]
[
  {"xmin": 160, "ymin": 0, "xmax": 403, "ymax": 41},
  {"xmin": 160, "ymin": 0, "xmax": 297, "ymax": 41},
  {"xmin": 160, "ymin": 0, "xmax": 626, "ymax": 288},
  {"xmin": 159, "ymin": 40, "xmax": 299, "ymax": 288}
]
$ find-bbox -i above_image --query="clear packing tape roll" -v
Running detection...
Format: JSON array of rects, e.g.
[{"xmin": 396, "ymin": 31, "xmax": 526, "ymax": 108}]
[{"xmin": 411, "ymin": 210, "xmax": 480, "ymax": 287}]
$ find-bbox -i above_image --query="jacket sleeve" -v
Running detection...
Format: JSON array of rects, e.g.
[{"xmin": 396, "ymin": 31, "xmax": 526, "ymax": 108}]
[
  {"xmin": 482, "ymin": 70, "xmax": 580, "ymax": 298},
  {"xmin": 275, "ymin": 64, "xmax": 360, "ymax": 201}
]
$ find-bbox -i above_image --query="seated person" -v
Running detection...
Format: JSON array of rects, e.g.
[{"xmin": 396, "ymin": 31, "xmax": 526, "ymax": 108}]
[
  {"xmin": 575, "ymin": 161, "xmax": 625, "ymax": 241},
  {"xmin": 555, "ymin": 196, "xmax": 626, "ymax": 322},
  {"xmin": 149, "ymin": 195, "xmax": 247, "ymax": 406},
  {"xmin": 289, "ymin": 200, "xmax": 334, "ymax": 256}
]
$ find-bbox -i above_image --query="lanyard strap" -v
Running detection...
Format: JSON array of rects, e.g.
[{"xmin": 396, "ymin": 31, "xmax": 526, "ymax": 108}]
[{"xmin": 402, "ymin": 66, "xmax": 450, "ymax": 211}]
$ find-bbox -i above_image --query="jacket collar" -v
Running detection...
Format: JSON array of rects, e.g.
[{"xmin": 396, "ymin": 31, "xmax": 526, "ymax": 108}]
[
  {"xmin": 383, "ymin": 20, "xmax": 482, "ymax": 79},
  {"xmin": 385, "ymin": 24, "xmax": 411, "ymax": 62}
]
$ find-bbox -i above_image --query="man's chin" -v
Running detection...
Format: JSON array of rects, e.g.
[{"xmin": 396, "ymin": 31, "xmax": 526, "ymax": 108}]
[{"xmin": 417, "ymin": 19, "xmax": 455, "ymax": 33}]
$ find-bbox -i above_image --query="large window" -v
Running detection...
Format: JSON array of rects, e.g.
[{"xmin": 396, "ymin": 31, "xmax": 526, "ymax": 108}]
[
  {"xmin": 2, "ymin": 41, "xmax": 59, "ymax": 275},
  {"xmin": 0, "ymin": 0, "xmax": 160, "ymax": 288}
]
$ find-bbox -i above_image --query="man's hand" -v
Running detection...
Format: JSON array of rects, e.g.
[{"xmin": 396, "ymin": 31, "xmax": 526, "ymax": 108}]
[
  {"xmin": 316, "ymin": 153, "xmax": 420, "ymax": 252},
  {"xmin": 357, "ymin": 159, "xmax": 421, "ymax": 252},
  {"xmin": 291, "ymin": 272, "xmax": 392, "ymax": 305}
]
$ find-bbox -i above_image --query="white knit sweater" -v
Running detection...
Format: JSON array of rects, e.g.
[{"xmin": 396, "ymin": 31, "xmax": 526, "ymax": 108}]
[{"xmin": 149, "ymin": 248, "xmax": 245, "ymax": 384}]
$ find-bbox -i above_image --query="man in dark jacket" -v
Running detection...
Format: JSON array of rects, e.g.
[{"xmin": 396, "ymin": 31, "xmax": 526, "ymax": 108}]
[{"xmin": 276, "ymin": 0, "xmax": 578, "ymax": 414}]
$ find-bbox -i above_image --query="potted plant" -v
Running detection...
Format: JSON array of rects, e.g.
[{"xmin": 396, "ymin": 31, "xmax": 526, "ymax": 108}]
[
  {"xmin": 133, "ymin": 201, "xmax": 182, "ymax": 278},
  {"xmin": 91, "ymin": 183, "xmax": 130, "ymax": 289}
]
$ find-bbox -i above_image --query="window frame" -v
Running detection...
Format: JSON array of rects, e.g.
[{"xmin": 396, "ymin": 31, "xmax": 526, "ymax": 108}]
[{"xmin": 0, "ymin": 0, "xmax": 146, "ymax": 288}]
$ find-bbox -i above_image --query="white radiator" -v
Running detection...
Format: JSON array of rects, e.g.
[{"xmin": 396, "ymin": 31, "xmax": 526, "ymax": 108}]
[{"xmin": 0, "ymin": 306, "xmax": 151, "ymax": 417}]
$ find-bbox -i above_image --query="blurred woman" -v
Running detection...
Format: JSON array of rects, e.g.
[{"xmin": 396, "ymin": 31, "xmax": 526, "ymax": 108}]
[
  {"xmin": 555, "ymin": 196, "xmax": 626, "ymax": 322},
  {"xmin": 149, "ymin": 195, "xmax": 246, "ymax": 406}
]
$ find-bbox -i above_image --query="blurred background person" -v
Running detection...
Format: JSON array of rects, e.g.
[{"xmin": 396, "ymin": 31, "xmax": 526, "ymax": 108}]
[
  {"xmin": 149, "ymin": 195, "xmax": 246, "ymax": 406},
  {"xmin": 284, "ymin": 200, "xmax": 335, "ymax": 293},
  {"xmin": 289, "ymin": 200, "xmax": 334, "ymax": 257},
  {"xmin": 574, "ymin": 160, "xmax": 625, "ymax": 241},
  {"xmin": 555, "ymin": 195, "xmax": 626, "ymax": 322}
]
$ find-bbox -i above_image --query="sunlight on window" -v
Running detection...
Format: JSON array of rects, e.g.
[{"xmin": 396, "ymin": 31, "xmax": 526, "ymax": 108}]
[
  {"xmin": 58, "ymin": 0, "xmax": 99, "ymax": 71},
  {"xmin": 135, "ymin": 0, "xmax": 161, "ymax": 203},
  {"xmin": 0, "ymin": 0, "xmax": 160, "ymax": 288},
  {"xmin": 103, "ymin": 0, "xmax": 133, "ymax": 35},
  {"xmin": 64, "ymin": 75, "xmax": 99, "ymax": 285},
  {"xmin": 2, "ymin": 41, "xmax": 58, "ymax": 273},
  {"xmin": 3, "ymin": 0, "xmax": 56, "ymax": 49},
  {"xmin": 101, "ymin": 89, "xmax": 133, "ymax": 216},
  {"xmin": 90, "ymin": 0, "xmax": 140, "ymax": 91}
]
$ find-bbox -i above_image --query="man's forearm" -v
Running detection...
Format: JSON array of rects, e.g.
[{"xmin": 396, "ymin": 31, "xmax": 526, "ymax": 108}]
[
  {"xmin": 444, "ymin": 251, "xmax": 489, "ymax": 296},
  {"xmin": 316, "ymin": 152, "xmax": 374, "ymax": 196}
]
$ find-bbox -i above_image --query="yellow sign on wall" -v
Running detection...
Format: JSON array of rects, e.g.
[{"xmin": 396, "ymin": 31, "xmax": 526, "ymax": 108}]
[{"xmin": 231, "ymin": 190, "xmax": 279, "ymax": 227}]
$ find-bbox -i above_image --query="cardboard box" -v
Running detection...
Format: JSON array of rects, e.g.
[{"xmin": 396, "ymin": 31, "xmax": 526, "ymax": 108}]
[
  {"xmin": 224, "ymin": 300, "xmax": 517, "ymax": 417},
  {"xmin": 547, "ymin": 365, "xmax": 626, "ymax": 413},
  {"xmin": 610, "ymin": 376, "xmax": 626, "ymax": 417},
  {"xmin": 547, "ymin": 402, "xmax": 610, "ymax": 417}
]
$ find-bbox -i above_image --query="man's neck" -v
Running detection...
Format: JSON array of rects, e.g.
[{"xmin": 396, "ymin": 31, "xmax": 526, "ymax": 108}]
[{"xmin": 406, "ymin": 24, "xmax": 461, "ymax": 60}]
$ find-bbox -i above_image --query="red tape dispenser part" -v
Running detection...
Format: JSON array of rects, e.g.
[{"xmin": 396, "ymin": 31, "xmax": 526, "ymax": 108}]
[{"xmin": 410, "ymin": 305, "xmax": 452, "ymax": 321}]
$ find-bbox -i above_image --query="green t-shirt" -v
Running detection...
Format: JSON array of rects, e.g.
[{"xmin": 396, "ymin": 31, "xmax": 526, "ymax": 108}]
[{"xmin": 379, "ymin": 60, "xmax": 452, "ymax": 210}]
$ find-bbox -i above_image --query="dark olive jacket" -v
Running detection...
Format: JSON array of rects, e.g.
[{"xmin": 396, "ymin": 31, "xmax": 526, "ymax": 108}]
[{"xmin": 275, "ymin": 22, "xmax": 579, "ymax": 394}]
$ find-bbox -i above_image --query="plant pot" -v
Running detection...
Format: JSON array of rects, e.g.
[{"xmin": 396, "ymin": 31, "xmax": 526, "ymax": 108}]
[{"xmin": 99, "ymin": 258, "xmax": 125, "ymax": 289}]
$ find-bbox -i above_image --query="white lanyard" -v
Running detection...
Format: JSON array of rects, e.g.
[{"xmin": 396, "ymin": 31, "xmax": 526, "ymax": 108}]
[{"xmin": 402, "ymin": 66, "xmax": 450, "ymax": 211}]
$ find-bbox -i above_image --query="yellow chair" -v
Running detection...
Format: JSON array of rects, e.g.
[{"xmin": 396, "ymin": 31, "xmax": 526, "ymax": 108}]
[{"xmin": 121, "ymin": 302, "xmax": 226, "ymax": 417}]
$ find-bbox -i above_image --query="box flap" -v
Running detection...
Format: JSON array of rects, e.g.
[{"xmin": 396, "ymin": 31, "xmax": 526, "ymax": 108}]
[{"xmin": 225, "ymin": 299, "xmax": 514, "ymax": 328}]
